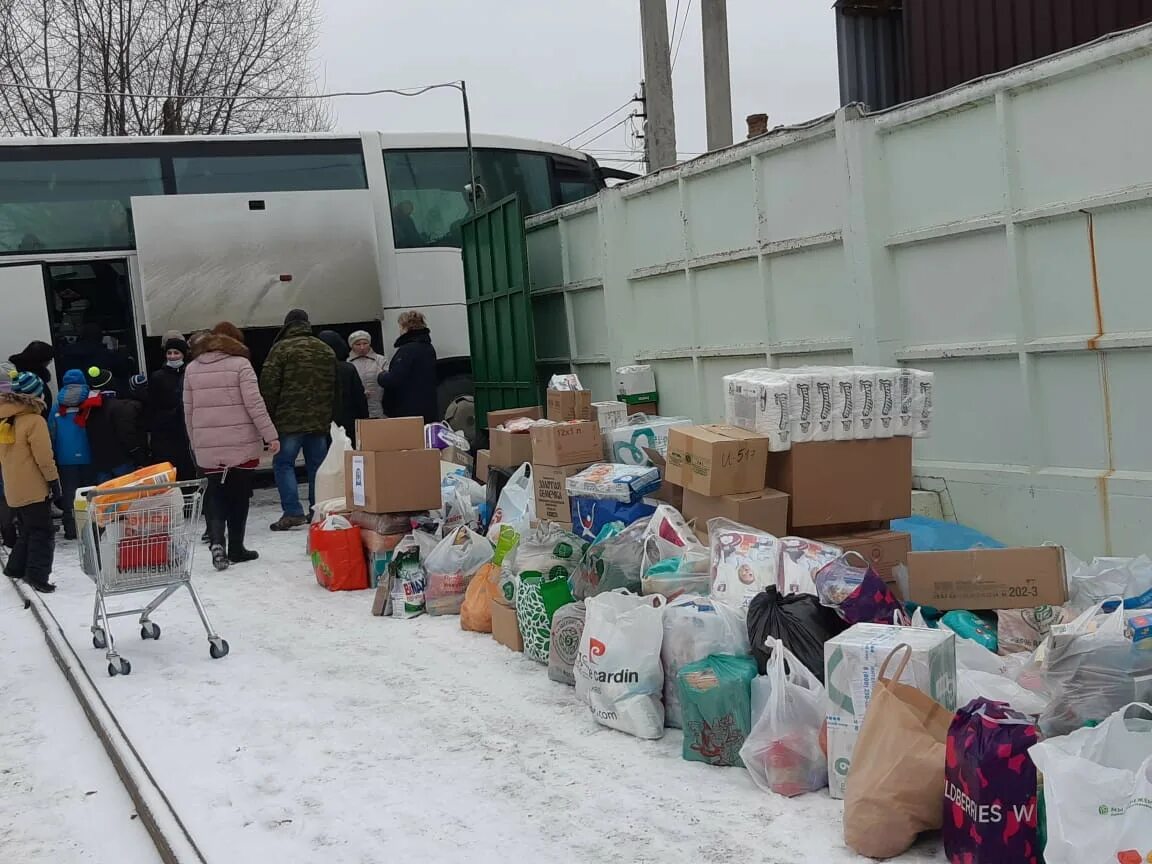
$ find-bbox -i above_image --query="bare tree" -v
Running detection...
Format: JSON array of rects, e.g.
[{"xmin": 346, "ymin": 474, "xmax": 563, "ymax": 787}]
[{"xmin": 0, "ymin": 0, "xmax": 330, "ymax": 136}]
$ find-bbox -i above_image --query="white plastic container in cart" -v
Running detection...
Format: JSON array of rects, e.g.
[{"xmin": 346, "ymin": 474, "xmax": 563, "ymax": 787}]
[{"xmin": 74, "ymin": 486, "xmax": 97, "ymax": 579}]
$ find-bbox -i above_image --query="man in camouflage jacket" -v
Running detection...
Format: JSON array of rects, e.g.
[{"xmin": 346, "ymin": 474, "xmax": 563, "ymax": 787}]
[{"xmin": 260, "ymin": 309, "xmax": 336, "ymax": 530}]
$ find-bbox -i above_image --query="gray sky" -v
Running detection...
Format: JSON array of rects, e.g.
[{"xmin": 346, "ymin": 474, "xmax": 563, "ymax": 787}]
[{"xmin": 316, "ymin": 1, "xmax": 839, "ymax": 167}]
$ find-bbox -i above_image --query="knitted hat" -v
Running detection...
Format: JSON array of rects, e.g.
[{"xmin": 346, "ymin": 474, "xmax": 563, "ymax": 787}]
[
  {"xmin": 130, "ymin": 373, "xmax": 148, "ymax": 392},
  {"xmin": 284, "ymin": 308, "xmax": 309, "ymax": 326},
  {"xmin": 87, "ymin": 367, "xmax": 113, "ymax": 389},
  {"xmin": 163, "ymin": 337, "xmax": 190, "ymax": 357},
  {"xmin": 10, "ymin": 370, "xmax": 45, "ymax": 399},
  {"xmin": 348, "ymin": 330, "xmax": 372, "ymax": 348}
]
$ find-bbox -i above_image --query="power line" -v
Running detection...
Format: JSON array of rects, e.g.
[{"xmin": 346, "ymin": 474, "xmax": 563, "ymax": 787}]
[
  {"xmin": 560, "ymin": 98, "xmax": 635, "ymax": 147},
  {"xmin": 669, "ymin": 0, "xmax": 684, "ymax": 55},
  {"xmin": 671, "ymin": 0, "xmax": 693, "ymax": 70},
  {"xmin": 572, "ymin": 113, "xmax": 634, "ymax": 150},
  {"xmin": 0, "ymin": 80, "xmax": 464, "ymax": 101}
]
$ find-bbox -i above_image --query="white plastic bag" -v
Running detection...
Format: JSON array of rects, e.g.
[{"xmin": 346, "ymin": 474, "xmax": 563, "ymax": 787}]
[
  {"xmin": 486, "ymin": 463, "xmax": 534, "ymax": 543},
  {"xmin": 423, "ymin": 526, "xmax": 493, "ymax": 616},
  {"xmin": 1029, "ymin": 703, "xmax": 1152, "ymax": 864},
  {"xmin": 315, "ymin": 422, "xmax": 351, "ymax": 504},
  {"xmin": 574, "ymin": 590, "xmax": 667, "ymax": 739},
  {"xmin": 660, "ymin": 596, "xmax": 748, "ymax": 728},
  {"xmin": 1066, "ymin": 552, "xmax": 1152, "ymax": 612},
  {"xmin": 740, "ymin": 638, "xmax": 829, "ymax": 797}
]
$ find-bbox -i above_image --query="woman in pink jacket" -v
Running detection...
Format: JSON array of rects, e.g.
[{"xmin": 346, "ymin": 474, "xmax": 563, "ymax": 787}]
[{"xmin": 184, "ymin": 322, "xmax": 280, "ymax": 571}]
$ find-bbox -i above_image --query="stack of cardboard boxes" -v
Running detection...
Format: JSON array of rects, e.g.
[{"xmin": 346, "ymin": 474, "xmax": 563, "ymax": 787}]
[
  {"xmin": 531, "ymin": 387, "xmax": 601, "ymax": 532},
  {"xmin": 485, "ymin": 406, "xmax": 541, "ymax": 475},
  {"xmin": 345, "ymin": 417, "xmax": 442, "ymax": 517}
]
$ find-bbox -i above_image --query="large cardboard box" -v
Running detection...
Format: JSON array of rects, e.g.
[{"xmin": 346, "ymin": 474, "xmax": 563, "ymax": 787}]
[
  {"xmin": 487, "ymin": 405, "xmax": 542, "ymax": 429},
  {"xmin": 346, "ymin": 450, "xmax": 441, "ymax": 513},
  {"xmin": 530, "ymin": 421, "xmax": 602, "ymax": 466},
  {"xmin": 475, "ymin": 449, "xmax": 491, "ymax": 484},
  {"xmin": 665, "ymin": 425, "xmax": 770, "ymax": 497},
  {"xmin": 767, "ymin": 438, "xmax": 912, "ymax": 530},
  {"xmin": 817, "ymin": 529, "xmax": 911, "ymax": 589},
  {"xmin": 906, "ymin": 546, "xmax": 1067, "ymax": 610},
  {"xmin": 533, "ymin": 462, "xmax": 595, "ymax": 523},
  {"xmin": 546, "ymin": 389, "xmax": 593, "ymax": 422},
  {"xmin": 356, "ymin": 417, "xmax": 424, "ymax": 452},
  {"xmin": 489, "ymin": 428, "xmax": 533, "ymax": 469},
  {"xmin": 491, "ymin": 599, "xmax": 523, "ymax": 652},
  {"xmin": 682, "ymin": 487, "xmax": 789, "ymax": 537},
  {"xmin": 641, "ymin": 448, "xmax": 684, "ymax": 510},
  {"xmin": 824, "ymin": 623, "xmax": 957, "ymax": 799}
]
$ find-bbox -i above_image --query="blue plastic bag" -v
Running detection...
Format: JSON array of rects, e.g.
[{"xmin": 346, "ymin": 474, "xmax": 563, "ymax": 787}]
[{"xmin": 570, "ymin": 495, "xmax": 656, "ymax": 543}]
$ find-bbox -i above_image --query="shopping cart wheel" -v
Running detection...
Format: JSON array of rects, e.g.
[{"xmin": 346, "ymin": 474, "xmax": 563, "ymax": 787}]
[
  {"xmin": 92, "ymin": 629, "xmax": 107, "ymax": 650},
  {"xmin": 107, "ymin": 658, "xmax": 131, "ymax": 677},
  {"xmin": 140, "ymin": 622, "xmax": 161, "ymax": 640},
  {"xmin": 209, "ymin": 638, "xmax": 229, "ymax": 660}
]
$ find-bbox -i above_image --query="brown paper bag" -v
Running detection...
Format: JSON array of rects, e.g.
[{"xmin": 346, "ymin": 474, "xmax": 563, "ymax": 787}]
[{"xmin": 842, "ymin": 644, "xmax": 955, "ymax": 860}]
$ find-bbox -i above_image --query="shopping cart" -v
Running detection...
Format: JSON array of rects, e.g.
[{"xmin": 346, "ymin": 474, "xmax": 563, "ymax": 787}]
[{"xmin": 82, "ymin": 480, "xmax": 228, "ymax": 677}]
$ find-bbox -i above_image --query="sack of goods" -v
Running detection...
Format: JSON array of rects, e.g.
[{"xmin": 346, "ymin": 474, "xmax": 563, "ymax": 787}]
[
  {"xmin": 548, "ymin": 601, "xmax": 586, "ymax": 686},
  {"xmin": 384, "ymin": 533, "xmax": 436, "ymax": 618},
  {"xmin": 423, "ymin": 526, "xmax": 494, "ymax": 616},
  {"xmin": 943, "ymin": 698, "xmax": 1041, "ymax": 864},
  {"xmin": 566, "ymin": 463, "xmax": 661, "ymax": 541},
  {"xmin": 661, "ymin": 596, "xmax": 748, "ymax": 729},
  {"xmin": 571, "ymin": 518, "xmax": 647, "ymax": 599},
  {"xmin": 748, "ymin": 587, "xmax": 847, "ymax": 682},
  {"xmin": 740, "ymin": 639, "xmax": 829, "ymax": 797},
  {"xmin": 516, "ymin": 573, "xmax": 574, "ymax": 664},
  {"xmin": 1029, "ymin": 702, "xmax": 1152, "ymax": 864},
  {"xmin": 460, "ymin": 526, "xmax": 520, "ymax": 633},
  {"xmin": 777, "ymin": 537, "xmax": 841, "ymax": 597},
  {"xmin": 486, "ymin": 463, "xmax": 534, "ymax": 542},
  {"xmin": 709, "ymin": 519, "xmax": 781, "ymax": 611},
  {"xmin": 310, "ymin": 515, "xmax": 369, "ymax": 592},
  {"xmin": 574, "ymin": 590, "xmax": 667, "ymax": 739},
  {"xmin": 843, "ymin": 644, "xmax": 955, "ymax": 860},
  {"xmin": 678, "ymin": 654, "xmax": 758, "ymax": 767},
  {"xmin": 814, "ymin": 551, "xmax": 903, "ymax": 626}
]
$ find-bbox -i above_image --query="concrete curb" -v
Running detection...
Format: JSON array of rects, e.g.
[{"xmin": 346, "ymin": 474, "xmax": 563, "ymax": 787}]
[{"xmin": 7, "ymin": 578, "xmax": 208, "ymax": 864}]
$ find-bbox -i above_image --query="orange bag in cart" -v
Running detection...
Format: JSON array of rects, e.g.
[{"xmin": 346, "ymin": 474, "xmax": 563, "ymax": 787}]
[
  {"xmin": 309, "ymin": 519, "xmax": 368, "ymax": 592},
  {"xmin": 91, "ymin": 462, "xmax": 177, "ymax": 525}
]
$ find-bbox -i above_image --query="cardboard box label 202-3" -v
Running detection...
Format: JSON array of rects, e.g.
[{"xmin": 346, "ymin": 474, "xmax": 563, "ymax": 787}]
[
  {"xmin": 906, "ymin": 546, "xmax": 1067, "ymax": 610},
  {"xmin": 346, "ymin": 450, "xmax": 441, "ymax": 514}
]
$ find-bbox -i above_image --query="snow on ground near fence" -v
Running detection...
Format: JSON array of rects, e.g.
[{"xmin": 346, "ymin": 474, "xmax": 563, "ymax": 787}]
[
  {"xmin": 35, "ymin": 492, "xmax": 943, "ymax": 863},
  {"xmin": 0, "ymin": 583, "xmax": 161, "ymax": 863}
]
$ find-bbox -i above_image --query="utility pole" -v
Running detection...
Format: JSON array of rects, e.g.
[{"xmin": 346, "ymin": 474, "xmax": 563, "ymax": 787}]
[
  {"xmin": 701, "ymin": 0, "xmax": 733, "ymax": 150},
  {"xmin": 639, "ymin": 0, "xmax": 677, "ymax": 171}
]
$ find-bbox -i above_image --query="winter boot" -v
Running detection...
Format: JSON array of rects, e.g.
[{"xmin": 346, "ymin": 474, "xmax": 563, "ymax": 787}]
[
  {"xmin": 269, "ymin": 514, "xmax": 308, "ymax": 532},
  {"xmin": 207, "ymin": 519, "xmax": 229, "ymax": 571},
  {"xmin": 227, "ymin": 508, "xmax": 258, "ymax": 564}
]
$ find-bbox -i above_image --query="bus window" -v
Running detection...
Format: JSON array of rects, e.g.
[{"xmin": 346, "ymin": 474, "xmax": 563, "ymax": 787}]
[
  {"xmin": 172, "ymin": 152, "xmax": 367, "ymax": 194},
  {"xmin": 382, "ymin": 148, "xmax": 553, "ymax": 249},
  {"xmin": 552, "ymin": 154, "xmax": 601, "ymax": 205},
  {"xmin": 0, "ymin": 157, "xmax": 164, "ymax": 253}
]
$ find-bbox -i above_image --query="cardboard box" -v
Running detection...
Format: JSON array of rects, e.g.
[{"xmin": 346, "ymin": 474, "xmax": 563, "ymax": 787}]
[
  {"xmin": 641, "ymin": 448, "xmax": 684, "ymax": 510},
  {"xmin": 371, "ymin": 583, "xmax": 391, "ymax": 616},
  {"xmin": 489, "ymin": 428, "xmax": 533, "ymax": 469},
  {"xmin": 592, "ymin": 400, "xmax": 628, "ymax": 431},
  {"xmin": 546, "ymin": 388, "xmax": 593, "ymax": 422},
  {"xmin": 682, "ymin": 487, "xmax": 789, "ymax": 537},
  {"xmin": 356, "ymin": 417, "xmax": 425, "ymax": 452},
  {"xmin": 665, "ymin": 425, "xmax": 770, "ymax": 497},
  {"xmin": 906, "ymin": 546, "xmax": 1067, "ymax": 611},
  {"xmin": 533, "ymin": 462, "xmax": 595, "ymax": 523},
  {"xmin": 530, "ymin": 421, "xmax": 602, "ymax": 467},
  {"xmin": 475, "ymin": 449, "xmax": 490, "ymax": 484},
  {"xmin": 440, "ymin": 445, "xmax": 472, "ymax": 471},
  {"xmin": 616, "ymin": 365, "xmax": 656, "ymax": 396},
  {"xmin": 491, "ymin": 599, "xmax": 523, "ymax": 652},
  {"xmin": 824, "ymin": 623, "xmax": 957, "ymax": 799},
  {"xmin": 346, "ymin": 450, "xmax": 441, "ymax": 514},
  {"xmin": 626, "ymin": 400, "xmax": 659, "ymax": 416},
  {"xmin": 817, "ymin": 529, "xmax": 911, "ymax": 589},
  {"xmin": 767, "ymin": 437, "xmax": 912, "ymax": 530},
  {"xmin": 487, "ymin": 405, "xmax": 542, "ymax": 429}
]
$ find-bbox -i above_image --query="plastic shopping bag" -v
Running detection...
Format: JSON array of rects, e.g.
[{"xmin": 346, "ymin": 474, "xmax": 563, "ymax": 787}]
[
  {"xmin": 843, "ymin": 644, "xmax": 955, "ymax": 860},
  {"xmin": 709, "ymin": 519, "xmax": 780, "ymax": 611},
  {"xmin": 387, "ymin": 536, "xmax": 427, "ymax": 618},
  {"xmin": 549, "ymin": 601, "xmax": 586, "ymax": 686},
  {"xmin": 460, "ymin": 526, "xmax": 518, "ymax": 632},
  {"xmin": 996, "ymin": 604, "xmax": 1074, "ymax": 655},
  {"xmin": 747, "ymin": 587, "xmax": 847, "ymax": 683},
  {"xmin": 678, "ymin": 654, "xmax": 758, "ymax": 767},
  {"xmin": 310, "ymin": 516, "xmax": 368, "ymax": 592},
  {"xmin": 1028, "ymin": 703, "xmax": 1152, "ymax": 864},
  {"xmin": 516, "ymin": 574, "xmax": 575, "ymax": 664},
  {"xmin": 943, "ymin": 699, "xmax": 1041, "ymax": 864},
  {"xmin": 661, "ymin": 596, "xmax": 748, "ymax": 728},
  {"xmin": 571, "ymin": 518, "xmax": 647, "ymax": 599},
  {"xmin": 486, "ymin": 463, "xmax": 533, "ymax": 542},
  {"xmin": 315, "ymin": 422, "xmax": 350, "ymax": 505},
  {"xmin": 814, "ymin": 551, "xmax": 903, "ymax": 625},
  {"xmin": 778, "ymin": 537, "xmax": 841, "ymax": 597},
  {"xmin": 574, "ymin": 590, "xmax": 667, "ymax": 739},
  {"xmin": 423, "ymin": 526, "xmax": 493, "ymax": 616},
  {"xmin": 740, "ymin": 639, "xmax": 829, "ymax": 796}
]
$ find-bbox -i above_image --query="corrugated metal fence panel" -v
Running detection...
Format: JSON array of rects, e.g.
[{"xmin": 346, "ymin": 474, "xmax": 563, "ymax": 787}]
[
  {"xmin": 836, "ymin": 1, "xmax": 906, "ymax": 110},
  {"xmin": 904, "ymin": 0, "xmax": 1152, "ymax": 100}
]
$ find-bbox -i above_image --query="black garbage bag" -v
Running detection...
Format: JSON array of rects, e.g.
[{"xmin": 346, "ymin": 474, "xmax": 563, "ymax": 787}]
[{"xmin": 747, "ymin": 587, "xmax": 848, "ymax": 682}]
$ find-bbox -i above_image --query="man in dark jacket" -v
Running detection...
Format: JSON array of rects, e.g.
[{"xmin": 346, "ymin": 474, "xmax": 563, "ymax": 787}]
[
  {"xmin": 317, "ymin": 331, "xmax": 369, "ymax": 446},
  {"xmin": 259, "ymin": 310, "xmax": 336, "ymax": 531},
  {"xmin": 378, "ymin": 310, "xmax": 438, "ymax": 423},
  {"xmin": 143, "ymin": 336, "xmax": 195, "ymax": 480}
]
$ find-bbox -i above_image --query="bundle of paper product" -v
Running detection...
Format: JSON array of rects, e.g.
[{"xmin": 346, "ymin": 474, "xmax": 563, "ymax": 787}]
[
  {"xmin": 566, "ymin": 463, "xmax": 661, "ymax": 540},
  {"xmin": 723, "ymin": 365, "xmax": 933, "ymax": 449}
]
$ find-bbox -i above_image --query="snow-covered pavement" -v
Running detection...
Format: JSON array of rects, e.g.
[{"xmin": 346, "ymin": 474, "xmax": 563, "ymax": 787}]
[
  {"xmin": 23, "ymin": 490, "xmax": 944, "ymax": 863},
  {"xmin": 0, "ymin": 580, "xmax": 160, "ymax": 863}
]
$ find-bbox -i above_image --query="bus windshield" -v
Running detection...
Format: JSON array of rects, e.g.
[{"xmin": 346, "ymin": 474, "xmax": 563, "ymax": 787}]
[{"xmin": 382, "ymin": 147, "xmax": 598, "ymax": 249}]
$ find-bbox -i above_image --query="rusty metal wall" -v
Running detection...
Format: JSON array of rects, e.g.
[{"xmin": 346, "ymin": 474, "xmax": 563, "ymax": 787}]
[{"xmin": 904, "ymin": 0, "xmax": 1152, "ymax": 100}]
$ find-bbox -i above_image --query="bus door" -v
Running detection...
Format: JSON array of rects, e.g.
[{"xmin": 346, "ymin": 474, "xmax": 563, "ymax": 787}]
[{"xmin": 0, "ymin": 262, "xmax": 53, "ymax": 375}]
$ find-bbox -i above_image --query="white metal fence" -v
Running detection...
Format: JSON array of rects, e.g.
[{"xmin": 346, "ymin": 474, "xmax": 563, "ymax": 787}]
[{"xmin": 525, "ymin": 25, "xmax": 1152, "ymax": 557}]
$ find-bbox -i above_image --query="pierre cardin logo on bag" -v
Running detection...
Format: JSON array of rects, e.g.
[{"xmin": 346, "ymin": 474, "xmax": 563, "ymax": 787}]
[{"xmin": 589, "ymin": 638, "xmax": 606, "ymax": 661}]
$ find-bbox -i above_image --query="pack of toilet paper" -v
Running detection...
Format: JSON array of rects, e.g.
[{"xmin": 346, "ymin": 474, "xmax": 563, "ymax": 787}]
[{"xmin": 725, "ymin": 365, "xmax": 933, "ymax": 449}]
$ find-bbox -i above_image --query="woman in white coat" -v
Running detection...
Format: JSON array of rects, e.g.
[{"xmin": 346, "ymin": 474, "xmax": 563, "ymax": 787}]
[{"xmin": 347, "ymin": 331, "xmax": 387, "ymax": 419}]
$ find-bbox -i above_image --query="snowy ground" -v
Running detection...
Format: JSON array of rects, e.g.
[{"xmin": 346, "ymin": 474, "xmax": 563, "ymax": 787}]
[
  {"xmin": 21, "ymin": 489, "xmax": 944, "ymax": 864},
  {"xmin": 0, "ymin": 581, "xmax": 160, "ymax": 863}
]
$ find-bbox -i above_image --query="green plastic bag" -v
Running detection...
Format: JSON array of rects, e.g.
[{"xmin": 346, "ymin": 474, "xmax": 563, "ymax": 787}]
[
  {"xmin": 678, "ymin": 654, "xmax": 758, "ymax": 767},
  {"xmin": 517, "ymin": 574, "xmax": 575, "ymax": 664}
]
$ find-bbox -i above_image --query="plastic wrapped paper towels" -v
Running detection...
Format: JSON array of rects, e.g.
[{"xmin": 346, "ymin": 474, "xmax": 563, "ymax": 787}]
[
  {"xmin": 723, "ymin": 370, "xmax": 792, "ymax": 452},
  {"xmin": 897, "ymin": 368, "xmax": 934, "ymax": 438}
]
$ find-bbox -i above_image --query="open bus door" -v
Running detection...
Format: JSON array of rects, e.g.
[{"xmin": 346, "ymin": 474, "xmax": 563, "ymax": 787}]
[{"xmin": 0, "ymin": 263, "xmax": 52, "ymax": 376}]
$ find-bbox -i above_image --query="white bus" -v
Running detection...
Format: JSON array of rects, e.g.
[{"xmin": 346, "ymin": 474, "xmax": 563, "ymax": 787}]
[{"xmin": 0, "ymin": 131, "xmax": 622, "ymax": 412}]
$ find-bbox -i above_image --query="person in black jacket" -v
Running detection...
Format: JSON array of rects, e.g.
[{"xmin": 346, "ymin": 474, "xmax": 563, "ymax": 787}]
[
  {"xmin": 142, "ymin": 337, "xmax": 195, "ymax": 480},
  {"xmin": 86, "ymin": 369, "xmax": 149, "ymax": 482},
  {"xmin": 317, "ymin": 330, "xmax": 369, "ymax": 445},
  {"xmin": 378, "ymin": 311, "xmax": 439, "ymax": 423},
  {"xmin": 9, "ymin": 340, "xmax": 54, "ymax": 389}
]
